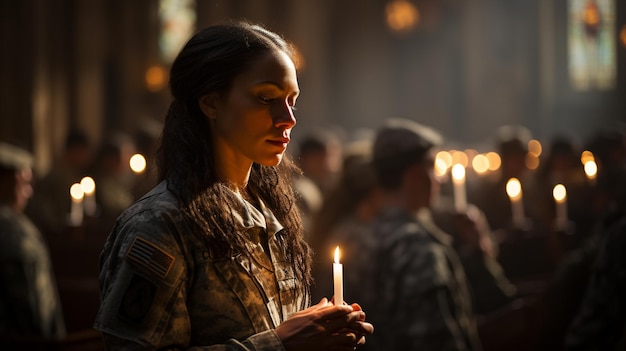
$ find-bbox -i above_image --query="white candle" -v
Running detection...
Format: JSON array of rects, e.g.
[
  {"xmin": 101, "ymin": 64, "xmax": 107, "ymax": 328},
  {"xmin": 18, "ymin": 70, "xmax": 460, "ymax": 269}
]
[
  {"xmin": 506, "ymin": 178, "xmax": 525, "ymax": 229},
  {"xmin": 80, "ymin": 176, "xmax": 97, "ymax": 216},
  {"xmin": 333, "ymin": 246, "xmax": 343, "ymax": 306},
  {"xmin": 69, "ymin": 182, "xmax": 84, "ymax": 227},
  {"xmin": 451, "ymin": 164, "xmax": 467, "ymax": 212},
  {"xmin": 553, "ymin": 184, "xmax": 568, "ymax": 231}
]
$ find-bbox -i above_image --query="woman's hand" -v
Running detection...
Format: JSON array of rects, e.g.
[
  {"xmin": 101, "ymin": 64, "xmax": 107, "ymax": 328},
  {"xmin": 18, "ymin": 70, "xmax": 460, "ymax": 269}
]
[{"xmin": 275, "ymin": 298, "xmax": 374, "ymax": 351}]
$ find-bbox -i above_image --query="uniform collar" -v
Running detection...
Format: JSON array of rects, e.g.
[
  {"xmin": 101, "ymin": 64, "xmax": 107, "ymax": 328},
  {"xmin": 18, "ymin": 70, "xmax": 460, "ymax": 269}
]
[{"xmin": 231, "ymin": 190, "xmax": 284, "ymax": 238}]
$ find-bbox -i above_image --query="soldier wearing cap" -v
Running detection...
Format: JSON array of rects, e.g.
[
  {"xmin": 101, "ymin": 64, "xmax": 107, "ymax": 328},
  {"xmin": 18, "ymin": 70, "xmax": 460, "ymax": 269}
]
[
  {"xmin": 0, "ymin": 142, "xmax": 66, "ymax": 340},
  {"xmin": 355, "ymin": 118, "xmax": 482, "ymax": 350}
]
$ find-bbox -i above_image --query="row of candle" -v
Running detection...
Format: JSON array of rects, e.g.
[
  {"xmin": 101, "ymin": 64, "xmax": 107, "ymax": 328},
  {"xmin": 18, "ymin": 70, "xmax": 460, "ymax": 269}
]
[
  {"xmin": 330, "ymin": 149, "xmax": 599, "ymax": 305},
  {"xmin": 67, "ymin": 153, "xmax": 148, "ymax": 227},
  {"xmin": 452, "ymin": 168, "xmax": 569, "ymax": 231},
  {"xmin": 437, "ymin": 149, "xmax": 598, "ymax": 181},
  {"xmin": 68, "ymin": 176, "xmax": 97, "ymax": 227}
]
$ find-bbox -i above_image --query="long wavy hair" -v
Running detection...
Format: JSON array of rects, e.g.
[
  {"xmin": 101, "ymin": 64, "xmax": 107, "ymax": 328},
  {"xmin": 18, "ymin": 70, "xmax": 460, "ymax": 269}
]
[{"xmin": 156, "ymin": 21, "xmax": 312, "ymax": 304}]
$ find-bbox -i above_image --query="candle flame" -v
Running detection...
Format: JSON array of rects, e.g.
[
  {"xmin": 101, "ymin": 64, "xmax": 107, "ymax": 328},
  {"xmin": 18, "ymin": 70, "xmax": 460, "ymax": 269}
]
[
  {"xmin": 506, "ymin": 178, "xmax": 522, "ymax": 200},
  {"xmin": 580, "ymin": 150, "xmax": 594, "ymax": 165},
  {"xmin": 130, "ymin": 153, "xmax": 147, "ymax": 173},
  {"xmin": 80, "ymin": 176, "xmax": 96, "ymax": 194},
  {"xmin": 553, "ymin": 184, "xmax": 566, "ymax": 203},
  {"xmin": 584, "ymin": 160, "xmax": 597, "ymax": 178},
  {"xmin": 334, "ymin": 246, "xmax": 341, "ymax": 264},
  {"xmin": 70, "ymin": 183, "xmax": 85, "ymax": 200},
  {"xmin": 451, "ymin": 164, "xmax": 465, "ymax": 181}
]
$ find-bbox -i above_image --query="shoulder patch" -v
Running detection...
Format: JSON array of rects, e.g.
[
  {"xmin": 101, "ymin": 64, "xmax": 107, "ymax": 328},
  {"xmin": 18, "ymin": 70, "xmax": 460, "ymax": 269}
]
[
  {"xmin": 118, "ymin": 274, "xmax": 156, "ymax": 324},
  {"xmin": 125, "ymin": 237, "xmax": 174, "ymax": 278}
]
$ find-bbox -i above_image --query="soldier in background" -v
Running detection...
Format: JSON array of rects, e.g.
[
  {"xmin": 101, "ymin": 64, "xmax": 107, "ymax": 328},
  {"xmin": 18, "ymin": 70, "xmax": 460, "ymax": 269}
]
[
  {"xmin": 0, "ymin": 142, "xmax": 66, "ymax": 340},
  {"xmin": 354, "ymin": 118, "xmax": 481, "ymax": 350}
]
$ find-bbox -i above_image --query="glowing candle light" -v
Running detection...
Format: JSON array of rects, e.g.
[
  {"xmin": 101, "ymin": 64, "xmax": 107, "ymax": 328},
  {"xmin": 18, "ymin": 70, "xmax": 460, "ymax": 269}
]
[
  {"xmin": 69, "ymin": 182, "xmax": 84, "ymax": 227},
  {"xmin": 553, "ymin": 184, "xmax": 568, "ymax": 231},
  {"xmin": 506, "ymin": 178, "xmax": 524, "ymax": 229},
  {"xmin": 80, "ymin": 176, "xmax": 97, "ymax": 216},
  {"xmin": 584, "ymin": 160, "xmax": 597, "ymax": 183},
  {"xmin": 451, "ymin": 164, "xmax": 467, "ymax": 212},
  {"xmin": 130, "ymin": 153, "xmax": 147, "ymax": 174},
  {"xmin": 333, "ymin": 246, "xmax": 343, "ymax": 306},
  {"xmin": 472, "ymin": 154, "xmax": 490, "ymax": 175}
]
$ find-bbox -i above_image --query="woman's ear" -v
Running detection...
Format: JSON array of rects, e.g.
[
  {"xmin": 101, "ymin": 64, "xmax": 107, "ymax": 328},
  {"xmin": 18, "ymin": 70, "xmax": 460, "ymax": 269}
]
[{"xmin": 198, "ymin": 93, "xmax": 218, "ymax": 119}]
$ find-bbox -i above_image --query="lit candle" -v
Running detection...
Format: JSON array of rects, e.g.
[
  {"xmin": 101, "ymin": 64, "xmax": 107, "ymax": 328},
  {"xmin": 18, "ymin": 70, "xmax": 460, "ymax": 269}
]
[
  {"xmin": 69, "ymin": 182, "xmax": 84, "ymax": 227},
  {"xmin": 130, "ymin": 153, "xmax": 147, "ymax": 174},
  {"xmin": 584, "ymin": 160, "xmax": 597, "ymax": 185},
  {"xmin": 553, "ymin": 184, "xmax": 568, "ymax": 231},
  {"xmin": 506, "ymin": 178, "xmax": 525, "ymax": 229},
  {"xmin": 80, "ymin": 176, "xmax": 97, "ymax": 216},
  {"xmin": 333, "ymin": 246, "xmax": 343, "ymax": 306},
  {"xmin": 451, "ymin": 164, "xmax": 467, "ymax": 212}
]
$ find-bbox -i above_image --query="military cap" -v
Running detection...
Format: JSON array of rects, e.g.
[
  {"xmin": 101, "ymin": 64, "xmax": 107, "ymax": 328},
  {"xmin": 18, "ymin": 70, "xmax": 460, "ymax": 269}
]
[
  {"xmin": 373, "ymin": 118, "xmax": 443, "ymax": 167},
  {"xmin": 494, "ymin": 125, "xmax": 532, "ymax": 155},
  {"xmin": 0, "ymin": 142, "xmax": 34, "ymax": 170}
]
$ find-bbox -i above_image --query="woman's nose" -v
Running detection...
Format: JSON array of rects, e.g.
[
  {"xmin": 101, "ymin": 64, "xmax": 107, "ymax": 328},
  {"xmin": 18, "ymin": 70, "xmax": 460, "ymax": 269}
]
[{"xmin": 274, "ymin": 101, "xmax": 297, "ymax": 128}]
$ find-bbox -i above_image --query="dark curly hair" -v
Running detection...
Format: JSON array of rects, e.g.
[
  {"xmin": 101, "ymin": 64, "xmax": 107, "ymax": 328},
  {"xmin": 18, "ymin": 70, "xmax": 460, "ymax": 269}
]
[{"xmin": 156, "ymin": 21, "xmax": 312, "ymax": 305}]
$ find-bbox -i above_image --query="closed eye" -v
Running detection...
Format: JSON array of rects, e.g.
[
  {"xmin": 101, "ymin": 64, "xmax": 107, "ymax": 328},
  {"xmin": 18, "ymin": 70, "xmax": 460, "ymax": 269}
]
[{"xmin": 259, "ymin": 96, "xmax": 273, "ymax": 104}]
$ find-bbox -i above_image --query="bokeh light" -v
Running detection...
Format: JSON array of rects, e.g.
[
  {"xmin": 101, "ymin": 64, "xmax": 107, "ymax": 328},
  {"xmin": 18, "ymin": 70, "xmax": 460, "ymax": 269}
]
[
  {"xmin": 472, "ymin": 154, "xmax": 490, "ymax": 174},
  {"xmin": 130, "ymin": 153, "xmax": 147, "ymax": 173},
  {"xmin": 506, "ymin": 178, "xmax": 522, "ymax": 200},
  {"xmin": 70, "ymin": 182, "xmax": 85, "ymax": 200},
  {"xmin": 584, "ymin": 160, "xmax": 597, "ymax": 179},
  {"xmin": 553, "ymin": 184, "xmax": 566, "ymax": 202},
  {"xmin": 486, "ymin": 152, "xmax": 502, "ymax": 171},
  {"xmin": 528, "ymin": 139, "xmax": 542, "ymax": 157},
  {"xmin": 80, "ymin": 176, "xmax": 96, "ymax": 195}
]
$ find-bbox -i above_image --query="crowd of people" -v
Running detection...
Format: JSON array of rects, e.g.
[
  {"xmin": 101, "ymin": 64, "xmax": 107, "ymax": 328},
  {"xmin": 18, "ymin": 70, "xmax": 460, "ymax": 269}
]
[
  {"xmin": 299, "ymin": 119, "xmax": 626, "ymax": 350},
  {"xmin": 0, "ymin": 20, "xmax": 625, "ymax": 350}
]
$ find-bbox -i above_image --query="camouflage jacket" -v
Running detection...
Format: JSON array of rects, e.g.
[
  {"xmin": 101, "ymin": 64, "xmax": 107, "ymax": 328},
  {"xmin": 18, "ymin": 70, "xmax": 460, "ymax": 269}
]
[
  {"xmin": 357, "ymin": 207, "xmax": 481, "ymax": 351},
  {"xmin": 0, "ymin": 205, "xmax": 66, "ymax": 339},
  {"xmin": 565, "ymin": 216, "xmax": 626, "ymax": 350},
  {"xmin": 94, "ymin": 181, "xmax": 306, "ymax": 350}
]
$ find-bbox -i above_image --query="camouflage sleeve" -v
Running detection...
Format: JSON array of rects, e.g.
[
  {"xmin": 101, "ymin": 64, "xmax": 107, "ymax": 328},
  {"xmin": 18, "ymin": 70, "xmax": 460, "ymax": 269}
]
[
  {"xmin": 101, "ymin": 329, "xmax": 285, "ymax": 351},
  {"xmin": 383, "ymin": 230, "xmax": 470, "ymax": 351},
  {"xmin": 95, "ymin": 206, "xmax": 288, "ymax": 351}
]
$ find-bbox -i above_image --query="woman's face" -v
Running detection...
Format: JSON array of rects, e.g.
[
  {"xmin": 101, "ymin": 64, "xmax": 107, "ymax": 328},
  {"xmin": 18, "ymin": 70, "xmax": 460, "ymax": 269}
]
[{"xmin": 205, "ymin": 49, "xmax": 299, "ymax": 169}]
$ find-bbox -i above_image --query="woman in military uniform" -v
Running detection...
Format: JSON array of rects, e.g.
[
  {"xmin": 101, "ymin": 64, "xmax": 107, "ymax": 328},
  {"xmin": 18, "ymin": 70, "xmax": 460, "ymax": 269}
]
[{"xmin": 94, "ymin": 21, "xmax": 373, "ymax": 350}]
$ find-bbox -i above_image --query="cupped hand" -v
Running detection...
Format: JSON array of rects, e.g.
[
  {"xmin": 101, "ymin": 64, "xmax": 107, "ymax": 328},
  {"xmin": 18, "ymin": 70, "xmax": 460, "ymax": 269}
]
[{"xmin": 276, "ymin": 298, "xmax": 373, "ymax": 351}]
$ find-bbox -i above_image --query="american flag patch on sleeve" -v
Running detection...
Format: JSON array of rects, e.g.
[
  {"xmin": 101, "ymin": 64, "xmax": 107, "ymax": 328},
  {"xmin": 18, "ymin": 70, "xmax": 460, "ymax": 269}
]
[{"xmin": 125, "ymin": 237, "xmax": 174, "ymax": 278}]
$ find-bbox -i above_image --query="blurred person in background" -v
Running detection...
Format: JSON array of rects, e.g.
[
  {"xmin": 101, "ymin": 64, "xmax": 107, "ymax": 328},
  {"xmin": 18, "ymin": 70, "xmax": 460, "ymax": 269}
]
[
  {"xmin": 26, "ymin": 129, "xmax": 93, "ymax": 235},
  {"xmin": 90, "ymin": 131, "xmax": 137, "ymax": 230},
  {"xmin": 308, "ymin": 142, "xmax": 383, "ymax": 304},
  {"xmin": 468, "ymin": 125, "xmax": 534, "ymax": 233},
  {"xmin": 526, "ymin": 135, "xmax": 592, "ymax": 244},
  {"xmin": 564, "ymin": 206, "xmax": 626, "ymax": 351},
  {"xmin": 532, "ymin": 127, "xmax": 626, "ymax": 350},
  {"xmin": 0, "ymin": 142, "xmax": 66, "ymax": 341},
  {"xmin": 352, "ymin": 118, "xmax": 481, "ymax": 350},
  {"xmin": 292, "ymin": 128, "xmax": 344, "ymax": 237}
]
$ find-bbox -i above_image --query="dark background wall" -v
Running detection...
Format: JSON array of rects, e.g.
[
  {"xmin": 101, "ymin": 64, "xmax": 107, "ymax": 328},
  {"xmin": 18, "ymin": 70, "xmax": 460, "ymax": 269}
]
[{"xmin": 1, "ymin": 0, "xmax": 625, "ymax": 175}]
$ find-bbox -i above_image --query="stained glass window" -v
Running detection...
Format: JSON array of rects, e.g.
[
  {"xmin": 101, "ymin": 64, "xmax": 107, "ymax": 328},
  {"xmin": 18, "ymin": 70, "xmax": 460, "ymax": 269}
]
[
  {"xmin": 159, "ymin": 0, "xmax": 196, "ymax": 64},
  {"xmin": 567, "ymin": 0, "xmax": 616, "ymax": 91}
]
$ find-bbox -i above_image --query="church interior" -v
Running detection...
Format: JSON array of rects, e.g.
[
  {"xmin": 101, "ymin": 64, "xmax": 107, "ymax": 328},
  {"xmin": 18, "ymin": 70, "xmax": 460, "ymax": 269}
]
[{"xmin": 1, "ymin": 0, "xmax": 625, "ymax": 349}]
